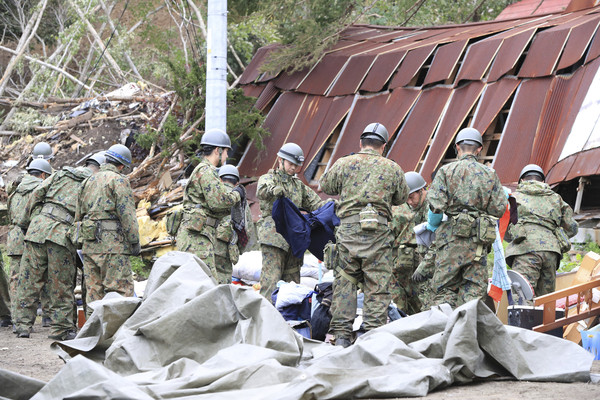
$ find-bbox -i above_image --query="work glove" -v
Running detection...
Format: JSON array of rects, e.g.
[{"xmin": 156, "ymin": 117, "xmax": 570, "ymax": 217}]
[
  {"xmin": 426, "ymin": 210, "xmax": 443, "ymax": 232},
  {"xmin": 272, "ymin": 185, "xmax": 284, "ymax": 197},
  {"xmin": 412, "ymin": 270, "xmax": 427, "ymax": 283},
  {"xmin": 130, "ymin": 242, "xmax": 141, "ymax": 256},
  {"xmin": 233, "ymin": 185, "xmax": 246, "ymax": 204}
]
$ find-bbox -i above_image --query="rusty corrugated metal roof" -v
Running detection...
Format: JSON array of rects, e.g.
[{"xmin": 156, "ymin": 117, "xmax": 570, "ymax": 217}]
[{"xmin": 238, "ymin": 5, "xmax": 600, "ymax": 186}]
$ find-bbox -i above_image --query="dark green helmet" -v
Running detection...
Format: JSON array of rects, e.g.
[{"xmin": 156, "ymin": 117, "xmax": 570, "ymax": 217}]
[
  {"xmin": 105, "ymin": 144, "xmax": 132, "ymax": 166},
  {"xmin": 86, "ymin": 151, "xmax": 106, "ymax": 167},
  {"xmin": 32, "ymin": 142, "xmax": 53, "ymax": 160},
  {"xmin": 26, "ymin": 158, "xmax": 52, "ymax": 175},
  {"xmin": 519, "ymin": 164, "xmax": 545, "ymax": 182},
  {"xmin": 277, "ymin": 143, "xmax": 305, "ymax": 165},
  {"xmin": 201, "ymin": 129, "xmax": 231, "ymax": 149},
  {"xmin": 405, "ymin": 172, "xmax": 427, "ymax": 194},
  {"xmin": 361, "ymin": 122, "xmax": 389, "ymax": 143},
  {"xmin": 455, "ymin": 127, "xmax": 482, "ymax": 146},
  {"xmin": 218, "ymin": 164, "xmax": 240, "ymax": 182}
]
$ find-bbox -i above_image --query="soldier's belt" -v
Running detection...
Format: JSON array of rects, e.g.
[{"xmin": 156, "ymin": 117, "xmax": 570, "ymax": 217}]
[
  {"xmin": 340, "ymin": 214, "xmax": 387, "ymax": 225},
  {"xmin": 41, "ymin": 203, "xmax": 74, "ymax": 224}
]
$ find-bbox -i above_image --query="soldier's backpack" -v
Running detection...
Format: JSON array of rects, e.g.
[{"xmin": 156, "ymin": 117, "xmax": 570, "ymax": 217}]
[{"xmin": 311, "ymin": 281, "xmax": 333, "ymax": 341}]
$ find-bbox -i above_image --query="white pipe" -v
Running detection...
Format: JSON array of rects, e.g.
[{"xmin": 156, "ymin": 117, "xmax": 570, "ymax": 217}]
[{"xmin": 206, "ymin": 0, "xmax": 228, "ymax": 135}]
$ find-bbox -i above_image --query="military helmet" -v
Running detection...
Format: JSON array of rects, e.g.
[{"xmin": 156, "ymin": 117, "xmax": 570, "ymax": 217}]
[
  {"xmin": 519, "ymin": 164, "xmax": 545, "ymax": 182},
  {"xmin": 361, "ymin": 122, "xmax": 389, "ymax": 144},
  {"xmin": 26, "ymin": 158, "xmax": 52, "ymax": 175},
  {"xmin": 455, "ymin": 127, "xmax": 483, "ymax": 146},
  {"xmin": 32, "ymin": 142, "xmax": 53, "ymax": 160},
  {"xmin": 86, "ymin": 151, "xmax": 106, "ymax": 167},
  {"xmin": 218, "ymin": 164, "xmax": 240, "ymax": 182},
  {"xmin": 201, "ymin": 129, "xmax": 231, "ymax": 149},
  {"xmin": 405, "ymin": 172, "xmax": 427, "ymax": 194},
  {"xmin": 277, "ymin": 143, "xmax": 305, "ymax": 165},
  {"xmin": 105, "ymin": 144, "xmax": 132, "ymax": 166}
]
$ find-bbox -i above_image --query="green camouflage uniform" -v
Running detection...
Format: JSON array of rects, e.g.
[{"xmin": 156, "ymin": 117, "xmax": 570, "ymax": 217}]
[
  {"xmin": 75, "ymin": 163, "xmax": 139, "ymax": 318},
  {"xmin": 505, "ymin": 180, "xmax": 578, "ymax": 299},
  {"xmin": 0, "ymin": 255, "xmax": 9, "ymax": 323},
  {"xmin": 257, "ymin": 168, "xmax": 324, "ymax": 300},
  {"xmin": 213, "ymin": 182, "xmax": 256, "ymax": 284},
  {"xmin": 176, "ymin": 158, "xmax": 241, "ymax": 277},
  {"xmin": 6, "ymin": 174, "xmax": 51, "ymax": 322},
  {"xmin": 389, "ymin": 199, "xmax": 428, "ymax": 314},
  {"xmin": 427, "ymin": 153, "xmax": 507, "ymax": 308},
  {"xmin": 15, "ymin": 167, "xmax": 91, "ymax": 336},
  {"xmin": 320, "ymin": 149, "xmax": 408, "ymax": 338}
]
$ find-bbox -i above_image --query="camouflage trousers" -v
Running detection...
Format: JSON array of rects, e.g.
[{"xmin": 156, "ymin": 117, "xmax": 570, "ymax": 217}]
[
  {"xmin": 389, "ymin": 246, "xmax": 422, "ymax": 315},
  {"xmin": 176, "ymin": 226, "xmax": 217, "ymax": 279},
  {"xmin": 9, "ymin": 255, "xmax": 51, "ymax": 322},
  {"xmin": 259, "ymin": 244, "xmax": 302, "ymax": 301},
  {"xmin": 415, "ymin": 246, "xmax": 437, "ymax": 310},
  {"xmin": 214, "ymin": 238, "xmax": 233, "ymax": 284},
  {"xmin": 329, "ymin": 223, "xmax": 394, "ymax": 339},
  {"xmin": 511, "ymin": 251, "xmax": 559, "ymax": 301},
  {"xmin": 0, "ymin": 254, "xmax": 10, "ymax": 320},
  {"xmin": 15, "ymin": 241, "xmax": 76, "ymax": 336},
  {"xmin": 83, "ymin": 253, "xmax": 133, "ymax": 318},
  {"xmin": 430, "ymin": 238, "xmax": 489, "ymax": 309}
]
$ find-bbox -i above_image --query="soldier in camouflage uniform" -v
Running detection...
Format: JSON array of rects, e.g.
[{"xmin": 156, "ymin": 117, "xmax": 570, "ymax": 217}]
[
  {"xmin": 176, "ymin": 130, "xmax": 244, "ymax": 278},
  {"xmin": 0, "ymin": 256, "xmax": 10, "ymax": 327},
  {"xmin": 15, "ymin": 165, "xmax": 91, "ymax": 339},
  {"xmin": 389, "ymin": 172, "xmax": 429, "ymax": 315},
  {"xmin": 6, "ymin": 159, "xmax": 53, "ymax": 329},
  {"xmin": 426, "ymin": 128, "xmax": 507, "ymax": 308},
  {"xmin": 506, "ymin": 164, "xmax": 578, "ymax": 300},
  {"xmin": 75, "ymin": 144, "xmax": 140, "ymax": 318},
  {"xmin": 320, "ymin": 123, "xmax": 408, "ymax": 347},
  {"xmin": 257, "ymin": 143, "xmax": 325, "ymax": 300},
  {"xmin": 214, "ymin": 165, "xmax": 256, "ymax": 284}
]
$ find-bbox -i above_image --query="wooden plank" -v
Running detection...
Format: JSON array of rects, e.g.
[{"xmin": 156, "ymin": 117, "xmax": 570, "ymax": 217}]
[
  {"xmin": 534, "ymin": 307, "xmax": 600, "ymax": 333},
  {"xmin": 534, "ymin": 277, "xmax": 600, "ymax": 305}
]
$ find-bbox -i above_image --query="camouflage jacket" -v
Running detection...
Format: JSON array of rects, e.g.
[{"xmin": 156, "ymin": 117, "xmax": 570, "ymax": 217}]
[
  {"xmin": 25, "ymin": 167, "xmax": 91, "ymax": 248},
  {"xmin": 216, "ymin": 182, "xmax": 257, "ymax": 252},
  {"xmin": 6, "ymin": 174, "xmax": 43, "ymax": 255},
  {"xmin": 505, "ymin": 180, "xmax": 578, "ymax": 259},
  {"xmin": 75, "ymin": 164, "xmax": 139, "ymax": 254},
  {"xmin": 427, "ymin": 154, "xmax": 507, "ymax": 246},
  {"xmin": 390, "ymin": 199, "xmax": 429, "ymax": 248},
  {"xmin": 183, "ymin": 158, "xmax": 241, "ymax": 223},
  {"xmin": 320, "ymin": 148, "xmax": 408, "ymax": 220},
  {"xmin": 257, "ymin": 168, "xmax": 325, "ymax": 250}
]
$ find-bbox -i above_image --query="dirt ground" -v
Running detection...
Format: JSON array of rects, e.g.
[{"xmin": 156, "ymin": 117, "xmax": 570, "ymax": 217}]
[{"xmin": 1, "ymin": 321, "xmax": 599, "ymax": 398}]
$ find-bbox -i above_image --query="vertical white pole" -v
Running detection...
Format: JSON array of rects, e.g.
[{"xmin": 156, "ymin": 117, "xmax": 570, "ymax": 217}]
[{"xmin": 206, "ymin": 0, "xmax": 228, "ymax": 135}]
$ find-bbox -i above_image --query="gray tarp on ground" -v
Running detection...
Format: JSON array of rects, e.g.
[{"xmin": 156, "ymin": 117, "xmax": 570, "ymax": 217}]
[{"xmin": 1, "ymin": 251, "xmax": 594, "ymax": 399}]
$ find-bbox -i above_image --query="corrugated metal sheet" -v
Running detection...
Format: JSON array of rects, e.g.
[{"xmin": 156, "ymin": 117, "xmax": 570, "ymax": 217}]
[
  {"xmin": 566, "ymin": 149, "xmax": 600, "ymax": 180},
  {"xmin": 493, "ymin": 78, "xmax": 555, "ymax": 182},
  {"xmin": 274, "ymin": 69, "xmax": 310, "ymax": 91},
  {"xmin": 455, "ymin": 38, "xmax": 503, "ymax": 82},
  {"xmin": 546, "ymin": 155, "xmax": 576, "ymax": 183},
  {"xmin": 296, "ymin": 54, "xmax": 349, "ymax": 95},
  {"xmin": 328, "ymin": 89, "xmax": 420, "ymax": 165},
  {"xmin": 585, "ymin": 20, "xmax": 600, "ymax": 63},
  {"xmin": 471, "ymin": 78, "xmax": 520, "ymax": 133},
  {"xmin": 238, "ymin": 92, "xmax": 306, "ymax": 176},
  {"xmin": 238, "ymin": 44, "xmax": 279, "ymax": 85},
  {"xmin": 423, "ymin": 40, "xmax": 468, "ymax": 85},
  {"xmin": 488, "ymin": 28, "xmax": 537, "ymax": 81},
  {"xmin": 242, "ymin": 84, "xmax": 265, "ymax": 99},
  {"xmin": 496, "ymin": 0, "xmax": 570, "ymax": 21},
  {"xmin": 327, "ymin": 54, "xmax": 377, "ymax": 96},
  {"xmin": 518, "ymin": 25, "xmax": 571, "ymax": 77},
  {"xmin": 254, "ymin": 81, "xmax": 279, "ymax": 111},
  {"xmin": 420, "ymin": 82, "xmax": 485, "ymax": 180},
  {"xmin": 389, "ymin": 44, "xmax": 437, "ymax": 88},
  {"xmin": 359, "ymin": 51, "xmax": 406, "ymax": 92},
  {"xmin": 556, "ymin": 15, "xmax": 600, "ymax": 70},
  {"xmin": 387, "ymin": 87, "xmax": 453, "ymax": 171}
]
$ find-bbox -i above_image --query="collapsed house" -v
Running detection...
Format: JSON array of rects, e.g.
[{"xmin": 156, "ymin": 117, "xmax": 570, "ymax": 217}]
[{"xmin": 237, "ymin": 1, "xmax": 600, "ymax": 240}]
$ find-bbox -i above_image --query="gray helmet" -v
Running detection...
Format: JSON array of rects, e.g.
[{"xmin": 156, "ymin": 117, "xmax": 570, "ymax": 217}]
[
  {"xmin": 405, "ymin": 172, "xmax": 427, "ymax": 194},
  {"xmin": 361, "ymin": 122, "xmax": 389, "ymax": 144},
  {"xmin": 32, "ymin": 142, "xmax": 53, "ymax": 160},
  {"xmin": 201, "ymin": 129, "xmax": 231, "ymax": 149},
  {"xmin": 218, "ymin": 164, "xmax": 240, "ymax": 182},
  {"xmin": 519, "ymin": 164, "xmax": 545, "ymax": 182},
  {"xmin": 26, "ymin": 158, "xmax": 52, "ymax": 175},
  {"xmin": 277, "ymin": 143, "xmax": 305, "ymax": 165},
  {"xmin": 86, "ymin": 151, "xmax": 106, "ymax": 167},
  {"xmin": 105, "ymin": 144, "xmax": 132, "ymax": 166},
  {"xmin": 455, "ymin": 127, "xmax": 483, "ymax": 146}
]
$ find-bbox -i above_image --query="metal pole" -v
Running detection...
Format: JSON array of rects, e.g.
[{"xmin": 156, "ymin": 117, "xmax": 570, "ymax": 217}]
[{"xmin": 206, "ymin": 0, "xmax": 228, "ymax": 135}]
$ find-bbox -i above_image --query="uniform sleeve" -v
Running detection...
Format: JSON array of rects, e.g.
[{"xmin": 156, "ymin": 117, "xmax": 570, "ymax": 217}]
[
  {"xmin": 391, "ymin": 168, "xmax": 409, "ymax": 206},
  {"xmin": 390, "ymin": 205, "xmax": 410, "ymax": 238},
  {"xmin": 74, "ymin": 178, "xmax": 89, "ymax": 222},
  {"xmin": 200, "ymin": 167, "xmax": 241, "ymax": 211},
  {"xmin": 560, "ymin": 199, "xmax": 578, "ymax": 238},
  {"xmin": 319, "ymin": 163, "xmax": 341, "ymax": 196},
  {"xmin": 114, "ymin": 176, "xmax": 140, "ymax": 244},
  {"xmin": 23, "ymin": 176, "xmax": 52, "ymax": 226},
  {"xmin": 486, "ymin": 174, "xmax": 508, "ymax": 218},
  {"xmin": 427, "ymin": 169, "xmax": 449, "ymax": 213},
  {"xmin": 257, "ymin": 173, "xmax": 277, "ymax": 201},
  {"xmin": 302, "ymin": 184, "xmax": 325, "ymax": 212}
]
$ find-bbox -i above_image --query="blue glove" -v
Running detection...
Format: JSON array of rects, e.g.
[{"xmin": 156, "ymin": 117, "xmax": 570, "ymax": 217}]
[
  {"xmin": 502, "ymin": 186, "xmax": 511, "ymax": 199},
  {"xmin": 427, "ymin": 210, "xmax": 443, "ymax": 232}
]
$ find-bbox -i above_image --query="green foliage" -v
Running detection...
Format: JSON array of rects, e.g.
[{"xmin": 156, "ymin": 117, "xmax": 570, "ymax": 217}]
[
  {"xmin": 130, "ymin": 256, "xmax": 151, "ymax": 280},
  {"xmin": 7, "ymin": 109, "xmax": 59, "ymax": 134},
  {"xmin": 227, "ymin": 88, "xmax": 270, "ymax": 150},
  {"xmin": 558, "ymin": 238, "xmax": 600, "ymax": 273}
]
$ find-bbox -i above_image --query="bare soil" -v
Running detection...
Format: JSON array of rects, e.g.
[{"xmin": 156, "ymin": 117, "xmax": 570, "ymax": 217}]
[{"xmin": 1, "ymin": 320, "xmax": 598, "ymax": 397}]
